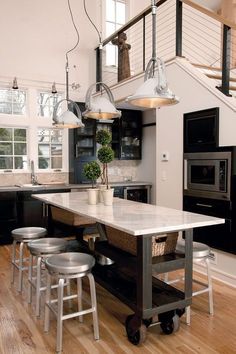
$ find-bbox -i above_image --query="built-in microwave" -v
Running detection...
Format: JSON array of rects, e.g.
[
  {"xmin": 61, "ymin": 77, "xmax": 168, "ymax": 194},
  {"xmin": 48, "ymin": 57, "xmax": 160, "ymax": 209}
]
[{"xmin": 184, "ymin": 151, "xmax": 231, "ymax": 200}]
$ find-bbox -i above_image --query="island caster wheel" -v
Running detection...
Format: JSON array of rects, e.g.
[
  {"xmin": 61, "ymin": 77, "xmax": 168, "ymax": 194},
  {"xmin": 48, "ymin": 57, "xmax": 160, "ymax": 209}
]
[
  {"xmin": 160, "ymin": 314, "xmax": 180, "ymax": 335},
  {"xmin": 125, "ymin": 314, "xmax": 147, "ymax": 345}
]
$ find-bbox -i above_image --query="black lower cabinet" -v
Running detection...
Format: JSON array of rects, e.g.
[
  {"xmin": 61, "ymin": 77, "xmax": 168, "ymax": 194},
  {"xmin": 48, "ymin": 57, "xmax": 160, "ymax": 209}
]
[
  {"xmin": 0, "ymin": 192, "xmax": 18, "ymax": 244},
  {"xmin": 183, "ymin": 196, "xmax": 235, "ymax": 254},
  {"xmin": 17, "ymin": 191, "xmax": 46, "ymax": 228},
  {"xmin": 0, "ymin": 189, "xmax": 71, "ymax": 244},
  {"xmin": 17, "ymin": 189, "xmax": 71, "ymax": 229}
]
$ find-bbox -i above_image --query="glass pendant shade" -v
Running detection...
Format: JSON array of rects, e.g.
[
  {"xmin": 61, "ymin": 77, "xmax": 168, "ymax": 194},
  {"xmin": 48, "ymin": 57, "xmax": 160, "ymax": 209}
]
[
  {"xmin": 53, "ymin": 98, "xmax": 84, "ymax": 128},
  {"xmin": 83, "ymin": 82, "xmax": 121, "ymax": 119}
]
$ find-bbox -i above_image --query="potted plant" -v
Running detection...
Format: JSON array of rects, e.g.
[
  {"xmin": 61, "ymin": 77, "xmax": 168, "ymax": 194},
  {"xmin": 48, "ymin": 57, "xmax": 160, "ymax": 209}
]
[
  {"xmin": 83, "ymin": 161, "xmax": 101, "ymax": 204},
  {"xmin": 96, "ymin": 129, "xmax": 115, "ymax": 205}
]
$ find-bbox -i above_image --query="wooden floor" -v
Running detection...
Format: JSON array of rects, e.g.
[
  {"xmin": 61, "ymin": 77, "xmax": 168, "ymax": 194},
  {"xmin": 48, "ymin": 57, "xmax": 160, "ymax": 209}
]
[{"xmin": 1, "ymin": 243, "xmax": 236, "ymax": 354}]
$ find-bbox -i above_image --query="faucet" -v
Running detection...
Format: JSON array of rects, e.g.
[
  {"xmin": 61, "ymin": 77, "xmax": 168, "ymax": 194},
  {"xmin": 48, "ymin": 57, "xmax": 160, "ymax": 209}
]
[{"xmin": 30, "ymin": 160, "xmax": 38, "ymax": 185}]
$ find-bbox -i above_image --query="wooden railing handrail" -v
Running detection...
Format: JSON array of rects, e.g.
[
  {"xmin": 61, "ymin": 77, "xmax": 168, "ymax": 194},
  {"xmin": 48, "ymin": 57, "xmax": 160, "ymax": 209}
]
[
  {"xmin": 180, "ymin": 0, "xmax": 236, "ymax": 30},
  {"xmin": 100, "ymin": 0, "xmax": 168, "ymax": 47}
]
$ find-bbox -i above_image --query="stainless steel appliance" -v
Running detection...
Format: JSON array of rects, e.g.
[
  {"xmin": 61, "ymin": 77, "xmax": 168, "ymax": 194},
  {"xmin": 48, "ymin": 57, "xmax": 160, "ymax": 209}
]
[
  {"xmin": 113, "ymin": 185, "xmax": 151, "ymax": 204},
  {"xmin": 184, "ymin": 151, "xmax": 231, "ymax": 201}
]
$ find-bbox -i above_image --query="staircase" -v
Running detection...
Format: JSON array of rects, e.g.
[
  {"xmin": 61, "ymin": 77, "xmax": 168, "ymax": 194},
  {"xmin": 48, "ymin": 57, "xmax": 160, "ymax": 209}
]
[
  {"xmin": 192, "ymin": 63, "xmax": 236, "ymax": 98},
  {"xmin": 98, "ymin": 0, "xmax": 236, "ymax": 102}
]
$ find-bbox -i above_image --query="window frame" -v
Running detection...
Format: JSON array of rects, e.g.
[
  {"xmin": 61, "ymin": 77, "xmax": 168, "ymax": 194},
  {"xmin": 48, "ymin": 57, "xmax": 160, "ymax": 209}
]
[
  {"xmin": 37, "ymin": 127, "xmax": 63, "ymax": 171},
  {"xmin": 37, "ymin": 90, "xmax": 63, "ymax": 119},
  {"xmin": 104, "ymin": 0, "xmax": 128, "ymax": 67},
  {"xmin": 0, "ymin": 86, "xmax": 28, "ymax": 118},
  {"xmin": 0, "ymin": 126, "xmax": 28, "ymax": 172}
]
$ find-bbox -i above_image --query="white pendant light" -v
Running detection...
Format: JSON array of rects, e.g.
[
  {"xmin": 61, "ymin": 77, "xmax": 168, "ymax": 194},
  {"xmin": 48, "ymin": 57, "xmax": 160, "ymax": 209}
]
[
  {"xmin": 53, "ymin": 0, "xmax": 84, "ymax": 129},
  {"xmin": 126, "ymin": 0, "xmax": 179, "ymax": 108},
  {"xmin": 83, "ymin": 0, "xmax": 121, "ymax": 120},
  {"xmin": 83, "ymin": 82, "xmax": 121, "ymax": 119}
]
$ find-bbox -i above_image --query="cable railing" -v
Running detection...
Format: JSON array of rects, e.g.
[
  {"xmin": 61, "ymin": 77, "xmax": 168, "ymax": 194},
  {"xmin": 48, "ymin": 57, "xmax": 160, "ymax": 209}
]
[{"xmin": 96, "ymin": 0, "xmax": 236, "ymax": 97}]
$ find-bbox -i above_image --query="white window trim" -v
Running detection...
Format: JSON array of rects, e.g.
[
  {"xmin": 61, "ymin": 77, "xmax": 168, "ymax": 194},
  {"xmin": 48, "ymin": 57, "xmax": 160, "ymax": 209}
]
[
  {"xmin": 0, "ymin": 125, "xmax": 29, "ymax": 172},
  {"xmin": 0, "ymin": 81, "xmax": 69, "ymax": 174},
  {"xmin": 37, "ymin": 127, "xmax": 63, "ymax": 172}
]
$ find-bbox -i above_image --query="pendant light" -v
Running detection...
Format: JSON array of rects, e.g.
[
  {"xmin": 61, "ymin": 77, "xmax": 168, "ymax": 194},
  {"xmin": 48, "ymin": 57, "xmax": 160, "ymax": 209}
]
[
  {"xmin": 12, "ymin": 77, "xmax": 18, "ymax": 90},
  {"xmin": 82, "ymin": 0, "xmax": 121, "ymax": 120},
  {"xmin": 53, "ymin": 0, "xmax": 84, "ymax": 129},
  {"xmin": 126, "ymin": 0, "xmax": 179, "ymax": 108}
]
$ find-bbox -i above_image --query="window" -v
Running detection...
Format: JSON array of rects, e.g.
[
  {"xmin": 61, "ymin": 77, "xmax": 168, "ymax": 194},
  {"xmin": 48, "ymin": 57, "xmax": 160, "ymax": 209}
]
[
  {"xmin": 37, "ymin": 92, "xmax": 62, "ymax": 118},
  {"xmin": 105, "ymin": 0, "xmax": 126, "ymax": 66},
  {"xmin": 38, "ymin": 128, "xmax": 63, "ymax": 169},
  {"xmin": 0, "ymin": 88, "xmax": 26, "ymax": 115},
  {"xmin": 0, "ymin": 127, "xmax": 27, "ymax": 170}
]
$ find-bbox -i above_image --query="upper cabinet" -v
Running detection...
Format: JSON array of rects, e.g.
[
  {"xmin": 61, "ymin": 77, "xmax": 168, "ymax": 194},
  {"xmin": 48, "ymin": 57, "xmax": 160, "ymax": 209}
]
[
  {"xmin": 184, "ymin": 107, "xmax": 219, "ymax": 153},
  {"xmin": 74, "ymin": 118, "xmax": 96, "ymax": 158},
  {"xmin": 112, "ymin": 109, "xmax": 142, "ymax": 160},
  {"xmin": 72, "ymin": 104, "xmax": 142, "ymax": 161}
]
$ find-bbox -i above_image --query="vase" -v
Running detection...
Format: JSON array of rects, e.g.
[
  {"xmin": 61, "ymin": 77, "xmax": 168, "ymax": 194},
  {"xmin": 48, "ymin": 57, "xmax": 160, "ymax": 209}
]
[
  {"xmin": 87, "ymin": 188, "xmax": 99, "ymax": 205},
  {"xmin": 98, "ymin": 184, "xmax": 107, "ymax": 203},
  {"xmin": 102, "ymin": 188, "xmax": 114, "ymax": 206}
]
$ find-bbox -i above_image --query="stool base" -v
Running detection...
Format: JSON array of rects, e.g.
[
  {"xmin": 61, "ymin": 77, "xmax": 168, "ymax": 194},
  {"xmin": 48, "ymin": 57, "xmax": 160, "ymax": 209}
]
[{"xmin": 44, "ymin": 271, "xmax": 99, "ymax": 353}]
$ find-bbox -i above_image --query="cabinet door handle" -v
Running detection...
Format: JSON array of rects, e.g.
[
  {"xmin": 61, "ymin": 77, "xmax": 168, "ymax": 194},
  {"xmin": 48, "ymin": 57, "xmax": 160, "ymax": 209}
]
[{"xmin": 196, "ymin": 203, "xmax": 213, "ymax": 208}]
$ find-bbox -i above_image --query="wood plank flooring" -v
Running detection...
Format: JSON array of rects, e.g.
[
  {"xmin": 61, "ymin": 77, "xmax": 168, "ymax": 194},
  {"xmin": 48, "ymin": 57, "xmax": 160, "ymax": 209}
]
[{"xmin": 0, "ymin": 244, "xmax": 236, "ymax": 354}]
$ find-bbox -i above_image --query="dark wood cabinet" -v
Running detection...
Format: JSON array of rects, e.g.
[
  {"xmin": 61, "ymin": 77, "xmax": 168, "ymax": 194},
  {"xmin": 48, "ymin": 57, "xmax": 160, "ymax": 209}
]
[
  {"xmin": 17, "ymin": 189, "xmax": 71, "ymax": 229},
  {"xmin": 112, "ymin": 109, "xmax": 142, "ymax": 160},
  {"xmin": 70, "ymin": 105, "xmax": 142, "ymax": 183},
  {"xmin": 0, "ymin": 192, "xmax": 18, "ymax": 244}
]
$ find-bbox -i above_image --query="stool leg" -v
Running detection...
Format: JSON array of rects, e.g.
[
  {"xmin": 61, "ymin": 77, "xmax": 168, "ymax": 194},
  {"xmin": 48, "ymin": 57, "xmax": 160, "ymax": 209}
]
[
  {"xmin": 44, "ymin": 272, "xmax": 52, "ymax": 333},
  {"xmin": 206, "ymin": 257, "xmax": 214, "ymax": 315},
  {"xmin": 87, "ymin": 273, "xmax": 99, "ymax": 340},
  {"xmin": 66, "ymin": 278, "xmax": 72, "ymax": 309},
  {"xmin": 18, "ymin": 241, "xmax": 24, "ymax": 292},
  {"xmin": 36, "ymin": 256, "xmax": 42, "ymax": 317},
  {"xmin": 186, "ymin": 306, "xmax": 191, "ymax": 325},
  {"xmin": 77, "ymin": 277, "xmax": 83, "ymax": 323},
  {"xmin": 28, "ymin": 254, "xmax": 33, "ymax": 304},
  {"xmin": 11, "ymin": 240, "xmax": 17, "ymax": 284},
  {"xmin": 56, "ymin": 278, "xmax": 65, "ymax": 353}
]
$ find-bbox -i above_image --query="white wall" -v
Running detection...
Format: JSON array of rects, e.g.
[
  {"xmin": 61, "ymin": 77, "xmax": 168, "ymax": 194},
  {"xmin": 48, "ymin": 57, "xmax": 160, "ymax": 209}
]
[
  {"xmin": 0, "ymin": 0, "xmax": 100, "ymax": 100},
  {"xmin": 136, "ymin": 109, "xmax": 156, "ymax": 204}
]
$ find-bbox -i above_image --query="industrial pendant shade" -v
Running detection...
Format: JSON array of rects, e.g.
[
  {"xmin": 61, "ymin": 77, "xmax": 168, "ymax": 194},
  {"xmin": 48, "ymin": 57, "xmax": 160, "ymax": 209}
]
[
  {"xmin": 83, "ymin": 82, "xmax": 121, "ymax": 119},
  {"xmin": 126, "ymin": 0, "xmax": 179, "ymax": 108},
  {"xmin": 83, "ymin": 0, "xmax": 121, "ymax": 120},
  {"xmin": 53, "ymin": 99, "xmax": 84, "ymax": 128},
  {"xmin": 52, "ymin": 0, "xmax": 84, "ymax": 129}
]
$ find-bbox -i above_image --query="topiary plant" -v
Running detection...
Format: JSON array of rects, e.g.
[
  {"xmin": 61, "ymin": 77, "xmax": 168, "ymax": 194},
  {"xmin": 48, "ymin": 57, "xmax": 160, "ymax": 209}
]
[
  {"xmin": 96, "ymin": 129, "xmax": 114, "ymax": 189},
  {"xmin": 83, "ymin": 161, "xmax": 101, "ymax": 188}
]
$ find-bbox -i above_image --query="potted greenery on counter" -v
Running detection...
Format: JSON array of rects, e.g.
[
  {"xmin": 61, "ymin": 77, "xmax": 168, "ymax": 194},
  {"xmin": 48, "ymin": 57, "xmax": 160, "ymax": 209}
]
[
  {"xmin": 96, "ymin": 129, "xmax": 115, "ymax": 205},
  {"xmin": 83, "ymin": 161, "xmax": 101, "ymax": 204}
]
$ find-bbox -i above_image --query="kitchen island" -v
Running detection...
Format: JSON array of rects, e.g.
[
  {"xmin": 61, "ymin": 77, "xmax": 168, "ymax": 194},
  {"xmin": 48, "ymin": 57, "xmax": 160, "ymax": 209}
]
[{"xmin": 34, "ymin": 191, "xmax": 224, "ymax": 344}]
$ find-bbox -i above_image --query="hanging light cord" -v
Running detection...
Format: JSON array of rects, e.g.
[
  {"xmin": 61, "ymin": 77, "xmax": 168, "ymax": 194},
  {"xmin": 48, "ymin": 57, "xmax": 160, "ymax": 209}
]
[
  {"xmin": 65, "ymin": 0, "xmax": 80, "ymax": 102},
  {"xmin": 66, "ymin": 0, "xmax": 80, "ymax": 63},
  {"xmin": 83, "ymin": 0, "xmax": 102, "ymax": 44}
]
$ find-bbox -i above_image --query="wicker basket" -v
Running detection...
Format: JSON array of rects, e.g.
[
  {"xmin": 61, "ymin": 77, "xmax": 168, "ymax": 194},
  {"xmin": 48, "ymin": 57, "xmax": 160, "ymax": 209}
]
[
  {"xmin": 105, "ymin": 225, "xmax": 178, "ymax": 257},
  {"xmin": 51, "ymin": 206, "xmax": 95, "ymax": 227}
]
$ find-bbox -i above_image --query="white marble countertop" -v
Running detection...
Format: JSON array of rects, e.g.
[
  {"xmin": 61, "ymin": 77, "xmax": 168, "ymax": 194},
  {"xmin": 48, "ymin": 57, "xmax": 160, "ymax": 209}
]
[{"xmin": 33, "ymin": 192, "xmax": 225, "ymax": 236}]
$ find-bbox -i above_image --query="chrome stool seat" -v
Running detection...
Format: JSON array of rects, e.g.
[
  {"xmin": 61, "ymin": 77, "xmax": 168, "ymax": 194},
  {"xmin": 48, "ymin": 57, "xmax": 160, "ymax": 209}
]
[
  {"xmin": 27, "ymin": 237, "xmax": 67, "ymax": 317},
  {"xmin": 175, "ymin": 240, "xmax": 213, "ymax": 325},
  {"xmin": 11, "ymin": 227, "xmax": 47, "ymax": 292},
  {"xmin": 44, "ymin": 252, "xmax": 99, "ymax": 353}
]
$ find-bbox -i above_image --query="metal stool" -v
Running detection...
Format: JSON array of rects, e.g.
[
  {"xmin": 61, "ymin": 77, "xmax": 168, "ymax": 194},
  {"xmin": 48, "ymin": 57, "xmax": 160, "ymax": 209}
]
[
  {"xmin": 175, "ymin": 240, "xmax": 213, "ymax": 325},
  {"xmin": 27, "ymin": 238, "xmax": 67, "ymax": 317},
  {"xmin": 11, "ymin": 227, "xmax": 47, "ymax": 292},
  {"xmin": 44, "ymin": 252, "xmax": 99, "ymax": 353}
]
